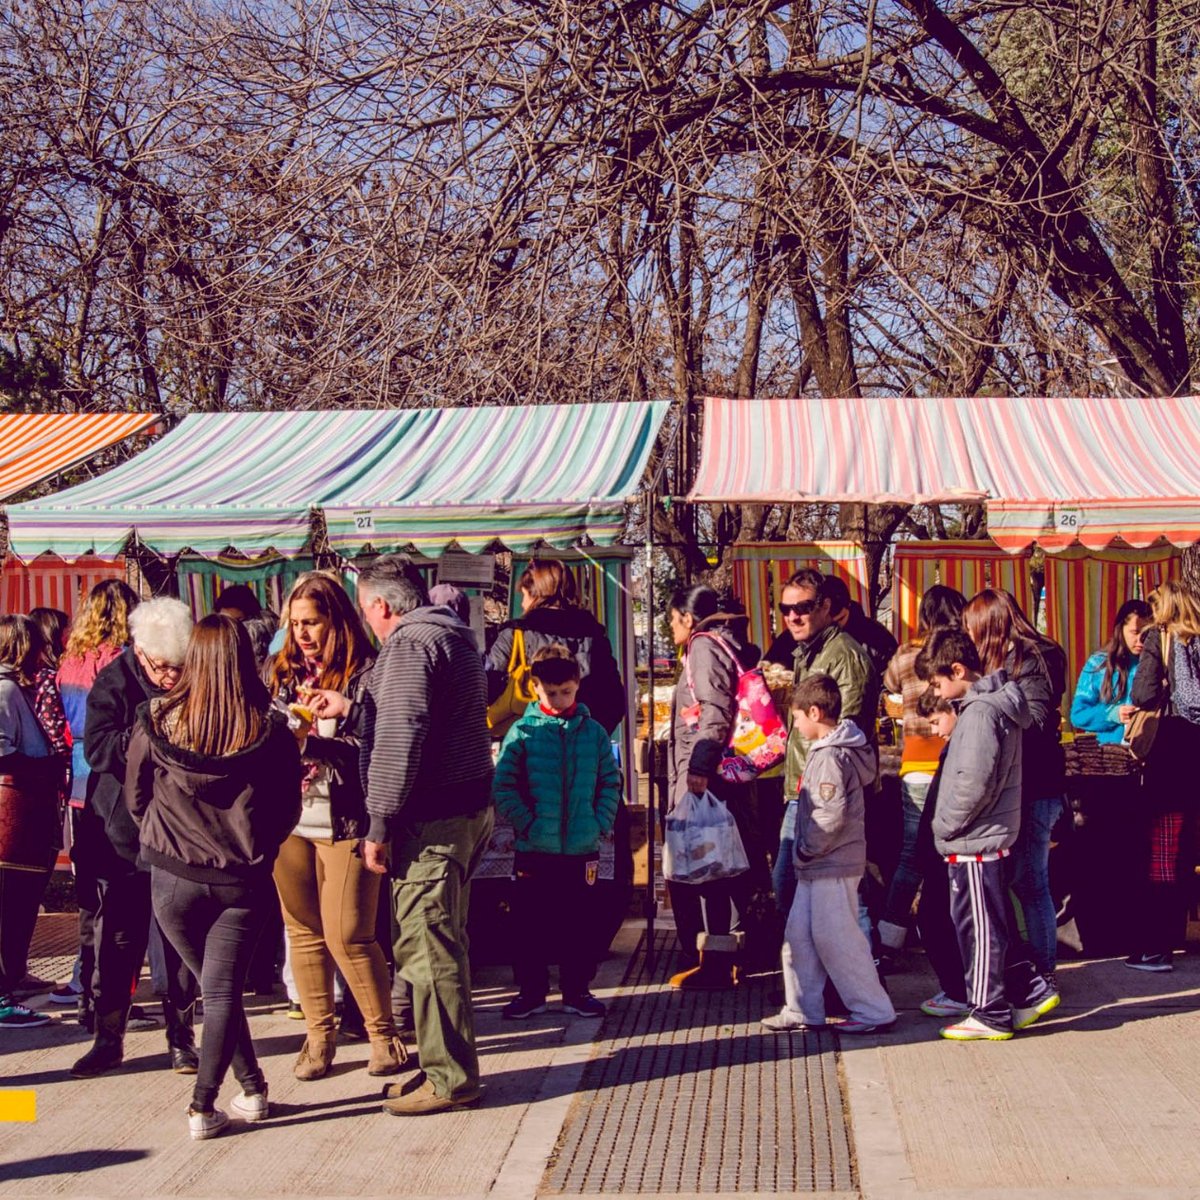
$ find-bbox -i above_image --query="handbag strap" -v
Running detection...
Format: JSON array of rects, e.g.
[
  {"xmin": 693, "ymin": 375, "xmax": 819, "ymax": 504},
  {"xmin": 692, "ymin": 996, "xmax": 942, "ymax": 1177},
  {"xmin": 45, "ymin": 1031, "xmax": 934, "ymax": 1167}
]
[
  {"xmin": 684, "ymin": 630, "xmax": 746, "ymax": 701},
  {"xmin": 508, "ymin": 627, "xmax": 527, "ymax": 674}
]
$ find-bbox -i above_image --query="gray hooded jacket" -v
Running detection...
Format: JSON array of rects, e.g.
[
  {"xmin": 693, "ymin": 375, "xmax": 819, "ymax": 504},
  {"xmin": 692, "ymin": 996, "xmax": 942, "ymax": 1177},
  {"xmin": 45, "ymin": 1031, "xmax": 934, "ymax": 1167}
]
[
  {"xmin": 794, "ymin": 719, "xmax": 876, "ymax": 879},
  {"xmin": 932, "ymin": 671, "xmax": 1031, "ymax": 857}
]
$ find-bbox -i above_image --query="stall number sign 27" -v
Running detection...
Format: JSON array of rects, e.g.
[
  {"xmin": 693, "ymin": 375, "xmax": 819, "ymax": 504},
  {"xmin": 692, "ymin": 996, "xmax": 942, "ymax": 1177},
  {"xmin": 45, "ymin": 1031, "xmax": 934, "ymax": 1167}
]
[{"xmin": 352, "ymin": 510, "xmax": 375, "ymax": 534}]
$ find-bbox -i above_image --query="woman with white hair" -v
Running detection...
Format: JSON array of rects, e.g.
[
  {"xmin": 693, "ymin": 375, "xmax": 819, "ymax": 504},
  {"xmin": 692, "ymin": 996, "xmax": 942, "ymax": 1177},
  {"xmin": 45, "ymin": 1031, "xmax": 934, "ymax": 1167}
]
[{"xmin": 70, "ymin": 597, "xmax": 200, "ymax": 1079}]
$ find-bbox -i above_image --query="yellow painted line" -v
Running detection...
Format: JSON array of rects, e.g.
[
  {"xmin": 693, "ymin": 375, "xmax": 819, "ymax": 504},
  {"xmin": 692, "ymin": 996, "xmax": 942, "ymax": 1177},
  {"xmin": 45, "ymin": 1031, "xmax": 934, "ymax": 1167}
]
[{"xmin": 0, "ymin": 1090, "xmax": 36, "ymax": 1122}]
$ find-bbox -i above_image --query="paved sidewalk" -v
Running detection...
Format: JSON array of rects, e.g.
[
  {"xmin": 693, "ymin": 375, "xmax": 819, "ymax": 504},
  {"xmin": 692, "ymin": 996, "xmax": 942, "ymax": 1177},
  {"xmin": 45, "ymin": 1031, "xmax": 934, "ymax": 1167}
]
[{"xmin": 4, "ymin": 916, "xmax": 1200, "ymax": 1198}]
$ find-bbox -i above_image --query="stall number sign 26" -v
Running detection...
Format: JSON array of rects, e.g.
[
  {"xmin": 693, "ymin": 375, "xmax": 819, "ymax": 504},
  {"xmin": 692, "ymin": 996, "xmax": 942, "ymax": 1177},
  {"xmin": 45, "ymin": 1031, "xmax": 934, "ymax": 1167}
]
[{"xmin": 1055, "ymin": 507, "xmax": 1083, "ymax": 532}]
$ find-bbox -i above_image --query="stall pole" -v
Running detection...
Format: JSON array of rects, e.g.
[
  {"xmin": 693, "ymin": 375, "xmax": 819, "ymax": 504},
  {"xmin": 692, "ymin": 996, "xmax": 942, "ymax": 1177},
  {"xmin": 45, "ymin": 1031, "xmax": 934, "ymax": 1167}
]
[{"xmin": 643, "ymin": 488, "xmax": 657, "ymax": 969}]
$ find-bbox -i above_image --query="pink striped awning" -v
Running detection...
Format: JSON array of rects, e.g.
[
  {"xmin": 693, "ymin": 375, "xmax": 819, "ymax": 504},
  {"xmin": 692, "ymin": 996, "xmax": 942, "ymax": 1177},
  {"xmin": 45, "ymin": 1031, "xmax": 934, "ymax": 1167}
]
[
  {"xmin": 0, "ymin": 412, "xmax": 160, "ymax": 501},
  {"xmin": 688, "ymin": 396, "xmax": 1200, "ymax": 552}
]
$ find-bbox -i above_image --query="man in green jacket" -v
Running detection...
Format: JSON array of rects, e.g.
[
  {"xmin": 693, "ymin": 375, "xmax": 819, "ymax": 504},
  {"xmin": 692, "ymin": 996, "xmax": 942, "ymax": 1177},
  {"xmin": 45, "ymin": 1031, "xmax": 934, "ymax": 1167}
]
[{"xmin": 774, "ymin": 570, "xmax": 879, "ymax": 913}]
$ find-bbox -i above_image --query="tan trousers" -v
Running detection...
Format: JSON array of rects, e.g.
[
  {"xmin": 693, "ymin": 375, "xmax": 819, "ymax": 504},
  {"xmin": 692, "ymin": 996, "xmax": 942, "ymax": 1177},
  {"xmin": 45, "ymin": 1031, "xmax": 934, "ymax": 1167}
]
[{"xmin": 274, "ymin": 834, "xmax": 395, "ymax": 1041}]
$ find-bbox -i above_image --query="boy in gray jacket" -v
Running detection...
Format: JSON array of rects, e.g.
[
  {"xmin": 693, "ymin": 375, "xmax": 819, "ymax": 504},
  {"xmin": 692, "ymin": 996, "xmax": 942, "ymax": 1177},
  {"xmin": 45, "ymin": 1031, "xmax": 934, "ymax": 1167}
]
[
  {"xmin": 916, "ymin": 628, "xmax": 1059, "ymax": 1041},
  {"xmin": 761, "ymin": 674, "xmax": 896, "ymax": 1035}
]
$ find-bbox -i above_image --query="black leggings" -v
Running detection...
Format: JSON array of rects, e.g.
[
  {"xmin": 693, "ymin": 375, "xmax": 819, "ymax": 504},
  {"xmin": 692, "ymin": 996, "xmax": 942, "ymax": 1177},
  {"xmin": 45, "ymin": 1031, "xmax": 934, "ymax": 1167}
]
[{"xmin": 151, "ymin": 868, "xmax": 272, "ymax": 1111}]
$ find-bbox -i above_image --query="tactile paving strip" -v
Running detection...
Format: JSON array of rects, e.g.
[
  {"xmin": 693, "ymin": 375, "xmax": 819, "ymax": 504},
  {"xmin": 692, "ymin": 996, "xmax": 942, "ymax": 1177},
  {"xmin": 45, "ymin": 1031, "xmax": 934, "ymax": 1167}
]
[{"xmin": 541, "ymin": 931, "xmax": 856, "ymax": 1194}]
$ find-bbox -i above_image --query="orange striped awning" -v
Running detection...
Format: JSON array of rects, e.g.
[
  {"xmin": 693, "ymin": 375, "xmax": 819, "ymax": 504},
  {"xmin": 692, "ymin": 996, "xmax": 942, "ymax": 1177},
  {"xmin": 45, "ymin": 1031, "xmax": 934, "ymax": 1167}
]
[{"xmin": 0, "ymin": 413, "xmax": 160, "ymax": 502}]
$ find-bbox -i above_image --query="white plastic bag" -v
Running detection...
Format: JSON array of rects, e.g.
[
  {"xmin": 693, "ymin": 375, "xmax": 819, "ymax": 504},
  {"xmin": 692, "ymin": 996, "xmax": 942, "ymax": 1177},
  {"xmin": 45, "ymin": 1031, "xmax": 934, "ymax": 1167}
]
[{"xmin": 662, "ymin": 790, "xmax": 750, "ymax": 884}]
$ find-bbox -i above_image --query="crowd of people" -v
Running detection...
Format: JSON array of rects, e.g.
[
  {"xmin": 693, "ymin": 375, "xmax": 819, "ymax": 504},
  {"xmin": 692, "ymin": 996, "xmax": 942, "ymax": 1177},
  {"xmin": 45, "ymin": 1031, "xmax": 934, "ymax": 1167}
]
[
  {"xmin": 1, "ymin": 553, "xmax": 1197, "ymax": 1140},
  {"xmin": 665, "ymin": 571, "xmax": 1200, "ymax": 1041}
]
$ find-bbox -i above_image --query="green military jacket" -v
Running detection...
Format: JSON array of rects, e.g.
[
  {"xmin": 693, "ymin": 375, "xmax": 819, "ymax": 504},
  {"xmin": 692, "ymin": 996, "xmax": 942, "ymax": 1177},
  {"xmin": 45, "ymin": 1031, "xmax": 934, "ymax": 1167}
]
[{"xmin": 783, "ymin": 622, "xmax": 878, "ymax": 798}]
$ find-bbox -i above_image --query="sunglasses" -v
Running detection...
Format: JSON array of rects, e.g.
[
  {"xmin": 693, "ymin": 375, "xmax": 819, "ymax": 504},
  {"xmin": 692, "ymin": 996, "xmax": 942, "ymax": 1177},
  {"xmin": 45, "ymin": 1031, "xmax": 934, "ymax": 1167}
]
[{"xmin": 780, "ymin": 599, "xmax": 821, "ymax": 617}]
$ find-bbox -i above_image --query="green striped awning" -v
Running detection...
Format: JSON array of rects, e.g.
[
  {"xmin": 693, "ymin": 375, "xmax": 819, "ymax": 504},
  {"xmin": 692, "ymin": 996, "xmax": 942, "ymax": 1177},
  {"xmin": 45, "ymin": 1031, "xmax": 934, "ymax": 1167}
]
[{"xmin": 5, "ymin": 404, "xmax": 670, "ymax": 561}]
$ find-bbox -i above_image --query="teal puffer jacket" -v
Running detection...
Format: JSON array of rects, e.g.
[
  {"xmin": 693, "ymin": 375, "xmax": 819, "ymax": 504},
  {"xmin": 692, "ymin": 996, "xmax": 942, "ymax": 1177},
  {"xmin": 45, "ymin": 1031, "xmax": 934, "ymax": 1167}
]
[{"xmin": 492, "ymin": 703, "xmax": 621, "ymax": 855}]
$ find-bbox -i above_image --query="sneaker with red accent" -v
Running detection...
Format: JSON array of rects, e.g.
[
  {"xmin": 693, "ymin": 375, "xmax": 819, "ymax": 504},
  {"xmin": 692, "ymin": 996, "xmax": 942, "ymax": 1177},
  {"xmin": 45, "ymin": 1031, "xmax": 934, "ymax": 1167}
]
[{"xmin": 920, "ymin": 991, "xmax": 970, "ymax": 1019}]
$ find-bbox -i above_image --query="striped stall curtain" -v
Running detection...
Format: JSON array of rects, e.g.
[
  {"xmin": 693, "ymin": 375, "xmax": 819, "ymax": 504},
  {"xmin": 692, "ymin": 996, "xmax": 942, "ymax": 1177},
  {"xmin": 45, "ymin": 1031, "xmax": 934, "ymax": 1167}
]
[
  {"xmin": 729, "ymin": 542, "xmax": 870, "ymax": 654},
  {"xmin": 891, "ymin": 540, "xmax": 1035, "ymax": 644},
  {"xmin": 175, "ymin": 554, "xmax": 316, "ymax": 619},
  {"xmin": 1044, "ymin": 545, "xmax": 1180, "ymax": 726},
  {"xmin": 0, "ymin": 554, "xmax": 128, "ymax": 618}
]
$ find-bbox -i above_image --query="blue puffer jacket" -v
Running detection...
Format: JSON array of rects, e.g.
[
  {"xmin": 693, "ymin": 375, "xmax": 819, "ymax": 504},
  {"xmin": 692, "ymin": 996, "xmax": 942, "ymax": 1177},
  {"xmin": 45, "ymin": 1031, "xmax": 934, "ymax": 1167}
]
[
  {"xmin": 1070, "ymin": 651, "xmax": 1140, "ymax": 744},
  {"xmin": 493, "ymin": 702, "xmax": 621, "ymax": 855}
]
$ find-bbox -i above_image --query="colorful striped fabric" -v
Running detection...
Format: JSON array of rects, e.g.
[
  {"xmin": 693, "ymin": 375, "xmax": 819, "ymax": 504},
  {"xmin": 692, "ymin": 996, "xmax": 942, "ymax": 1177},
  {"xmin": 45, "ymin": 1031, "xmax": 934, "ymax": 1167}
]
[
  {"xmin": 0, "ymin": 413, "xmax": 159, "ymax": 502},
  {"xmin": 890, "ymin": 541, "xmax": 1035, "ymax": 643},
  {"xmin": 7, "ymin": 404, "xmax": 669, "ymax": 561},
  {"xmin": 689, "ymin": 396, "xmax": 1200, "ymax": 551},
  {"xmin": 0, "ymin": 554, "xmax": 128, "ymax": 617},
  {"xmin": 1043, "ymin": 546, "xmax": 1179, "ymax": 727},
  {"xmin": 175, "ymin": 554, "xmax": 316, "ymax": 619},
  {"xmin": 729, "ymin": 542, "xmax": 871, "ymax": 654}
]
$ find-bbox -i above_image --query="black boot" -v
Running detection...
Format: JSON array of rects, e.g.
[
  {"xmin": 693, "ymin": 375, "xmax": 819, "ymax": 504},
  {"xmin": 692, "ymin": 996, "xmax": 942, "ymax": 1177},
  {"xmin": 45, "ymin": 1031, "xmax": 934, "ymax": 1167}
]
[
  {"xmin": 163, "ymin": 1000, "xmax": 199, "ymax": 1074},
  {"xmin": 70, "ymin": 1009, "xmax": 126, "ymax": 1078}
]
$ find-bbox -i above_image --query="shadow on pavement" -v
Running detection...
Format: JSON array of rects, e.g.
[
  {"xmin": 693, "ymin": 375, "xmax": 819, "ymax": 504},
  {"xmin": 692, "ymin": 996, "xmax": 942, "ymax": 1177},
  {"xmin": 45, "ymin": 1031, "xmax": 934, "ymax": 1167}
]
[{"xmin": 0, "ymin": 1149, "xmax": 149, "ymax": 1180}]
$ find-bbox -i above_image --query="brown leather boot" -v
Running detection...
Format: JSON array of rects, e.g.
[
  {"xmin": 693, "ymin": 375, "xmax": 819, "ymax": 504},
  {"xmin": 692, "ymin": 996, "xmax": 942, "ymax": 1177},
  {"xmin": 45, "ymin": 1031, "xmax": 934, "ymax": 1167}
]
[
  {"xmin": 367, "ymin": 1035, "xmax": 410, "ymax": 1077},
  {"xmin": 293, "ymin": 1034, "xmax": 337, "ymax": 1081},
  {"xmin": 670, "ymin": 932, "xmax": 743, "ymax": 990}
]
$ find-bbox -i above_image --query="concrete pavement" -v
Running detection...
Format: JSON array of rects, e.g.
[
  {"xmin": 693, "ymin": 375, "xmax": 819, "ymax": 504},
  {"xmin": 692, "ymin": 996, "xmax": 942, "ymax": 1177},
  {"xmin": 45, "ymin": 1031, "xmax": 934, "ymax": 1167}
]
[{"xmin": 4, "ymin": 916, "xmax": 1200, "ymax": 1198}]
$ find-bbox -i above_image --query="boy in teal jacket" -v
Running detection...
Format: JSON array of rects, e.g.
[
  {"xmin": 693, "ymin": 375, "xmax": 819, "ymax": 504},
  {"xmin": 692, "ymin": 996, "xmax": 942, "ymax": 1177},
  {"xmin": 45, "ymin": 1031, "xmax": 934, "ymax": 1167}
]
[{"xmin": 493, "ymin": 644, "xmax": 621, "ymax": 1019}]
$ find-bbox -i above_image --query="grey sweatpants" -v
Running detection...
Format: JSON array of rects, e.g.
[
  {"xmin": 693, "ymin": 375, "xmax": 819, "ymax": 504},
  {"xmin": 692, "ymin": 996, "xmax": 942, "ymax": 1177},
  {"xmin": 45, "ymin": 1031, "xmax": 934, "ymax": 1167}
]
[{"xmin": 780, "ymin": 874, "xmax": 896, "ymax": 1026}]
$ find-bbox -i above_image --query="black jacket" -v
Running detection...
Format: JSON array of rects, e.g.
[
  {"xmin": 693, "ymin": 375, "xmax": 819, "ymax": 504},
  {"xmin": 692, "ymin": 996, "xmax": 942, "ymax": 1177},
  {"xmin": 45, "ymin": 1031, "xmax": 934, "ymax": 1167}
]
[
  {"xmin": 276, "ymin": 662, "xmax": 373, "ymax": 841},
  {"xmin": 125, "ymin": 704, "xmax": 301, "ymax": 883},
  {"xmin": 83, "ymin": 647, "xmax": 167, "ymax": 864},
  {"xmin": 362, "ymin": 606, "xmax": 494, "ymax": 842},
  {"xmin": 487, "ymin": 606, "xmax": 627, "ymax": 734},
  {"xmin": 1005, "ymin": 636, "xmax": 1067, "ymax": 803}
]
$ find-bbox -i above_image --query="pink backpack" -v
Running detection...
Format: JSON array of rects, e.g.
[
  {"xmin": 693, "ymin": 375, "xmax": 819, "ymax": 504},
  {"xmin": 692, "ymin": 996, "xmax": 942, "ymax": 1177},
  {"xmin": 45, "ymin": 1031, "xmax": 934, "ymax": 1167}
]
[{"xmin": 685, "ymin": 633, "xmax": 787, "ymax": 783}]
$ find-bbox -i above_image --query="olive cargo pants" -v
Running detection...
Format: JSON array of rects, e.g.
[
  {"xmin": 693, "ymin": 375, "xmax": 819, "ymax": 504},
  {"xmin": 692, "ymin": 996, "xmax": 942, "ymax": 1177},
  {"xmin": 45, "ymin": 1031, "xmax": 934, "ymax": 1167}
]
[{"xmin": 390, "ymin": 808, "xmax": 494, "ymax": 1100}]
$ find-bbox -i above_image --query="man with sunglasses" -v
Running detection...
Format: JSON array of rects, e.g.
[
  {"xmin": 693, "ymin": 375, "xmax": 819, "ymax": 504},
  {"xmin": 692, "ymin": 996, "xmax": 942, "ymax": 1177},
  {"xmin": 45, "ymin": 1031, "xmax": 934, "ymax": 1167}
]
[
  {"xmin": 771, "ymin": 571, "xmax": 879, "ymax": 914},
  {"xmin": 71, "ymin": 598, "xmax": 198, "ymax": 1079}
]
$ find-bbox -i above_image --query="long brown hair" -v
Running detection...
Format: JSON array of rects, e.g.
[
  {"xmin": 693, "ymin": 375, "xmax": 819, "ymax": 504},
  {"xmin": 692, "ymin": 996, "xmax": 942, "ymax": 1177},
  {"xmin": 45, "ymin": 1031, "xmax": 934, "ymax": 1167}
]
[
  {"xmin": 64, "ymin": 579, "xmax": 139, "ymax": 658},
  {"xmin": 0, "ymin": 615, "xmax": 46, "ymax": 687},
  {"xmin": 269, "ymin": 572, "xmax": 373, "ymax": 694},
  {"xmin": 157, "ymin": 615, "xmax": 269, "ymax": 756},
  {"xmin": 518, "ymin": 559, "xmax": 578, "ymax": 611},
  {"xmin": 962, "ymin": 588, "xmax": 1055, "ymax": 676},
  {"xmin": 1149, "ymin": 579, "xmax": 1200, "ymax": 644}
]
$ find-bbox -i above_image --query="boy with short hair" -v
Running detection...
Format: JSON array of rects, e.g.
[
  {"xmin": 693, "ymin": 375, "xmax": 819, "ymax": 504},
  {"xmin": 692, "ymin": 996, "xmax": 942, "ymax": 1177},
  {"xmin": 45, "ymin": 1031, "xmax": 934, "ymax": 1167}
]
[
  {"xmin": 493, "ymin": 644, "xmax": 621, "ymax": 1020},
  {"xmin": 761, "ymin": 673, "xmax": 896, "ymax": 1035},
  {"xmin": 915, "ymin": 628, "xmax": 1059, "ymax": 1040}
]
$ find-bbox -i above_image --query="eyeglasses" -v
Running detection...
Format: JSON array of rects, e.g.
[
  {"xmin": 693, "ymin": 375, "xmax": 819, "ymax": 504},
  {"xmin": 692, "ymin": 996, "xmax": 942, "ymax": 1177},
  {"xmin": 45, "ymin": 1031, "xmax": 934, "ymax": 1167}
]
[
  {"xmin": 139, "ymin": 649, "xmax": 182, "ymax": 679},
  {"xmin": 780, "ymin": 599, "xmax": 820, "ymax": 617}
]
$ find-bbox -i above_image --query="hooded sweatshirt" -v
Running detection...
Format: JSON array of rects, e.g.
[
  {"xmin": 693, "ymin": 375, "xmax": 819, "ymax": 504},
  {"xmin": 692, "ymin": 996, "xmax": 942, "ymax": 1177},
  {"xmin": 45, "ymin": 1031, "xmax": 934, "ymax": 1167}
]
[
  {"xmin": 794, "ymin": 719, "xmax": 877, "ymax": 878},
  {"xmin": 124, "ymin": 702, "xmax": 302, "ymax": 883},
  {"xmin": 932, "ymin": 670, "xmax": 1032, "ymax": 858},
  {"xmin": 362, "ymin": 604, "xmax": 494, "ymax": 842},
  {"xmin": 492, "ymin": 701, "xmax": 621, "ymax": 855}
]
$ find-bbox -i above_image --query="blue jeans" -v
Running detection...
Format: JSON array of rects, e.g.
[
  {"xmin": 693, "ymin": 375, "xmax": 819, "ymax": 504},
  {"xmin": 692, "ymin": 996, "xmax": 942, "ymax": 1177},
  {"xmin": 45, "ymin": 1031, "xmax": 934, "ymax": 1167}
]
[
  {"xmin": 772, "ymin": 801, "xmax": 799, "ymax": 916},
  {"xmin": 1010, "ymin": 796, "xmax": 1064, "ymax": 977},
  {"xmin": 881, "ymin": 774, "xmax": 933, "ymax": 928}
]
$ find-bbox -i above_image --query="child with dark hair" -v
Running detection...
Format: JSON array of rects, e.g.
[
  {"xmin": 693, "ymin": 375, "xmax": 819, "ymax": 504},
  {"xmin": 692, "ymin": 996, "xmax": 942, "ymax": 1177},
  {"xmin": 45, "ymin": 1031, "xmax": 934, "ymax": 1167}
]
[
  {"xmin": 761, "ymin": 673, "xmax": 896, "ymax": 1035},
  {"xmin": 493, "ymin": 644, "xmax": 621, "ymax": 1019},
  {"xmin": 914, "ymin": 628, "xmax": 1058, "ymax": 1040}
]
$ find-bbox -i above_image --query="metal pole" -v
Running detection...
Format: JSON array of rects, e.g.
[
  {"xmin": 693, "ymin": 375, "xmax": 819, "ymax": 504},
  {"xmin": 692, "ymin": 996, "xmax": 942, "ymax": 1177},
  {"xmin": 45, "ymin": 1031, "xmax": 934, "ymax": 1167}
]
[{"xmin": 644, "ymin": 488, "xmax": 657, "ymax": 968}]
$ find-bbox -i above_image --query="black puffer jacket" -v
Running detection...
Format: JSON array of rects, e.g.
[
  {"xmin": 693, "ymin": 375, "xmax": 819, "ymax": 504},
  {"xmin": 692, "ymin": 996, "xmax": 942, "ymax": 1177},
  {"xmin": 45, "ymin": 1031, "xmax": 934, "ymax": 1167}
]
[
  {"xmin": 487, "ymin": 605, "xmax": 627, "ymax": 734},
  {"xmin": 1005, "ymin": 636, "xmax": 1067, "ymax": 804},
  {"xmin": 83, "ymin": 647, "xmax": 167, "ymax": 865},
  {"xmin": 125, "ymin": 703, "xmax": 301, "ymax": 883},
  {"xmin": 274, "ymin": 662, "xmax": 373, "ymax": 841}
]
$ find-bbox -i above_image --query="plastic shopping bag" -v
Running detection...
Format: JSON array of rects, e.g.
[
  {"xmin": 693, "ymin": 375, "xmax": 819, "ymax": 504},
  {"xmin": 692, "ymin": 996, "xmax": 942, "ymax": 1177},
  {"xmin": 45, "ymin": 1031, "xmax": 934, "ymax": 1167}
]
[{"xmin": 662, "ymin": 790, "xmax": 750, "ymax": 884}]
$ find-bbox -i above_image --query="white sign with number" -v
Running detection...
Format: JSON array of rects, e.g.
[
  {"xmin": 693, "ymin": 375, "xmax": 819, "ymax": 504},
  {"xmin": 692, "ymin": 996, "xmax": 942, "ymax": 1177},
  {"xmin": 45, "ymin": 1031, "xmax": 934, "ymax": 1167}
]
[
  {"xmin": 1055, "ymin": 506, "xmax": 1083, "ymax": 533},
  {"xmin": 352, "ymin": 510, "xmax": 375, "ymax": 535}
]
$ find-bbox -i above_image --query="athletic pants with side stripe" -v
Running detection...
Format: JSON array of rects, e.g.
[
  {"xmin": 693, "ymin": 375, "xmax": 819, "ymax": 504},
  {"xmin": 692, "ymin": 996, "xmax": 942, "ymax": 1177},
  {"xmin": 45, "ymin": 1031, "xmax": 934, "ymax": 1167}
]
[{"xmin": 947, "ymin": 857, "xmax": 1018, "ymax": 1031}]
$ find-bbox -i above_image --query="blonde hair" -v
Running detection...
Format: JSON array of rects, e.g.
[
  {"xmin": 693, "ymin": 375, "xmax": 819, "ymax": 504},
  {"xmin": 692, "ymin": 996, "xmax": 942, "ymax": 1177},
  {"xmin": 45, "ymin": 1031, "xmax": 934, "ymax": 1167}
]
[
  {"xmin": 1149, "ymin": 579, "xmax": 1200, "ymax": 643},
  {"xmin": 65, "ymin": 580, "xmax": 140, "ymax": 658}
]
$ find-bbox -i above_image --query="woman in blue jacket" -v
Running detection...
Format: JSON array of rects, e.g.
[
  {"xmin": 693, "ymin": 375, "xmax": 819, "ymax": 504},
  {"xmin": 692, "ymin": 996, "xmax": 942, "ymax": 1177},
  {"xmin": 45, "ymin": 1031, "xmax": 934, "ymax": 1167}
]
[{"xmin": 1070, "ymin": 600, "xmax": 1152, "ymax": 741}]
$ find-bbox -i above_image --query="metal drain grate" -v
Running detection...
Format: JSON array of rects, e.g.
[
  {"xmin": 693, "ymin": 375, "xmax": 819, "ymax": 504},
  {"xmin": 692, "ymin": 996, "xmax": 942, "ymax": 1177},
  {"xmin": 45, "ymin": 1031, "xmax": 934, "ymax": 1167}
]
[{"xmin": 541, "ymin": 931, "xmax": 856, "ymax": 1194}]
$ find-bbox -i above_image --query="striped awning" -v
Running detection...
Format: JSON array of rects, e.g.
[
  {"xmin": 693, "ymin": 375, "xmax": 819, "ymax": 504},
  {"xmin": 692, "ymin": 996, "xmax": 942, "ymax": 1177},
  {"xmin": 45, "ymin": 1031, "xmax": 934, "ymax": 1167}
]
[
  {"xmin": 0, "ymin": 412, "xmax": 159, "ymax": 501},
  {"xmin": 6, "ymin": 403, "xmax": 670, "ymax": 561},
  {"xmin": 689, "ymin": 396, "xmax": 1200, "ymax": 551}
]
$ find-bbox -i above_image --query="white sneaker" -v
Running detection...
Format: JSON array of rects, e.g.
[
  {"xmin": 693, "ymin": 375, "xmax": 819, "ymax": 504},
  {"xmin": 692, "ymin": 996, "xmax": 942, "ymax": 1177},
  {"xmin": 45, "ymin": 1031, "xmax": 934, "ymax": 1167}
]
[
  {"xmin": 187, "ymin": 1107, "xmax": 230, "ymax": 1140},
  {"xmin": 920, "ymin": 991, "xmax": 970, "ymax": 1018},
  {"xmin": 940, "ymin": 1014, "xmax": 1013, "ymax": 1042},
  {"xmin": 760, "ymin": 1010, "xmax": 820, "ymax": 1032},
  {"xmin": 230, "ymin": 1090, "xmax": 270, "ymax": 1122}
]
